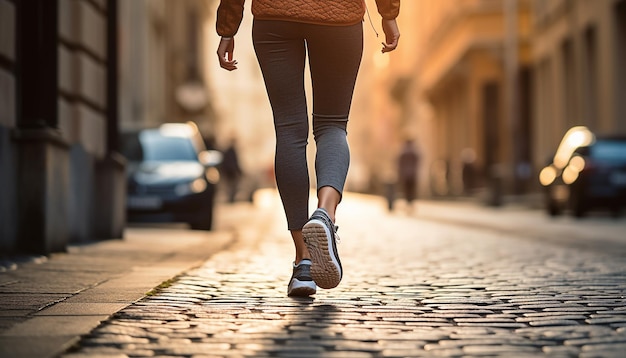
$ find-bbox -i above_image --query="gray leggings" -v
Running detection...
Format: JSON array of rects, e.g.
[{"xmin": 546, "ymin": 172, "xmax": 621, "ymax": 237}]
[{"xmin": 252, "ymin": 20, "xmax": 363, "ymax": 230}]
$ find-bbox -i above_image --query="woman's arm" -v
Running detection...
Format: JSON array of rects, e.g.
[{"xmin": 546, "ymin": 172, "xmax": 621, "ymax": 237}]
[
  {"xmin": 374, "ymin": 0, "xmax": 401, "ymax": 53},
  {"xmin": 374, "ymin": 0, "xmax": 400, "ymax": 21},
  {"xmin": 216, "ymin": 0, "xmax": 245, "ymax": 71},
  {"xmin": 216, "ymin": 0, "xmax": 246, "ymax": 37}
]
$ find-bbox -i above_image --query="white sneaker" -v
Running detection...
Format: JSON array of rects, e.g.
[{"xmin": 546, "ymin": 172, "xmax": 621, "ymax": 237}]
[
  {"xmin": 303, "ymin": 208, "xmax": 342, "ymax": 289},
  {"xmin": 287, "ymin": 259, "xmax": 316, "ymax": 297}
]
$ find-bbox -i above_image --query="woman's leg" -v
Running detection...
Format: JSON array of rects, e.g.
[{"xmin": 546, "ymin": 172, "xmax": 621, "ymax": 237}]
[
  {"xmin": 297, "ymin": 23, "xmax": 363, "ymax": 290},
  {"xmin": 252, "ymin": 20, "xmax": 311, "ymax": 262},
  {"xmin": 306, "ymin": 23, "xmax": 364, "ymax": 220}
]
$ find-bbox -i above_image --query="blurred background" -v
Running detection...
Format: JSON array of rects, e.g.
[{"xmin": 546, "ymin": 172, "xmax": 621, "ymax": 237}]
[{"xmin": 1, "ymin": 0, "xmax": 625, "ymax": 255}]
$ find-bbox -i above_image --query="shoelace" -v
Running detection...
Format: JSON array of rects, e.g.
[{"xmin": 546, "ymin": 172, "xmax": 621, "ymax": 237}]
[{"xmin": 313, "ymin": 209, "xmax": 341, "ymax": 244}]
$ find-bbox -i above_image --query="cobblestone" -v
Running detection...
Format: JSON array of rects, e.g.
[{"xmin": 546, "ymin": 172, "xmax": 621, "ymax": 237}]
[{"xmin": 64, "ymin": 193, "xmax": 626, "ymax": 357}]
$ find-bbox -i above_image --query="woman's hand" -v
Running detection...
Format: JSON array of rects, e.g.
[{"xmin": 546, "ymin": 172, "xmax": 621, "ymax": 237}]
[
  {"xmin": 381, "ymin": 19, "xmax": 400, "ymax": 53},
  {"xmin": 217, "ymin": 37, "xmax": 238, "ymax": 71}
]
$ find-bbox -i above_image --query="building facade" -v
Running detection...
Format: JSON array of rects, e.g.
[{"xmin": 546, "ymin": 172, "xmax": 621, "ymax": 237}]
[
  {"xmin": 405, "ymin": 0, "xmax": 625, "ymax": 202},
  {"xmin": 532, "ymin": 0, "xmax": 626, "ymax": 166},
  {"xmin": 0, "ymin": 0, "xmax": 124, "ymax": 254},
  {"xmin": 410, "ymin": 0, "xmax": 534, "ymax": 201},
  {"xmin": 118, "ymin": 0, "xmax": 217, "ymax": 142}
]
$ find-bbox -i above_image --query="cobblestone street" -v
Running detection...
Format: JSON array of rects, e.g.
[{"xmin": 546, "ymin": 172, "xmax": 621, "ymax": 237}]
[{"xmin": 64, "ymin": 191, "xmax": 626, "ymax": 357}]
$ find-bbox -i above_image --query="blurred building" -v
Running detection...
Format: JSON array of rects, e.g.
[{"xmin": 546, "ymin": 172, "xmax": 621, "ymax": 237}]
[
  {"xmin": 410, "ymin": 0, "xmax": 534, "ymax": 200},
  {"xmin": 118, "ymin": 0, "xmax": 167, "ymax": 131},
  {"xmin": 204, "ymin": 1, "xmax": 283, "ymax": 188},
  {"xmin": 118, "ymin": 0, "xmax": 217, "ymax": 143},
  {"xmin": 532, "ymin": 0, "xmax": 626, "ymax": 167},
  {"xmin": 0, "ymin": 0, "xmax": 124, "ymax": 254},
  {"xmin": 402, "ymin": 0, "xmax": 626, "ymax": 202},
  {"xmin": 345, "ymin": 0, "xmax": 425, "ymax": 195}
]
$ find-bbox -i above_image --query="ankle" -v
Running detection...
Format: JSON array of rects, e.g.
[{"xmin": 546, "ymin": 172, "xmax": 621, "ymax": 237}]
[
  {"xmin": 295, "ymin": 256, "xmax": 311, "ymax": 264},
  {"xmin": 296, "ymin": 258, "xmax": 311, "ymax": 265},
  {"xmin": 317, "ymin": 186, "xmax": 340, "ymax": 222}
]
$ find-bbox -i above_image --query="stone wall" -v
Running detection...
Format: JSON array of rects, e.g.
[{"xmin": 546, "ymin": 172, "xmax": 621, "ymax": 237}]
[
  {"xmin": 0, "ymin": 0, "xmax": 17, "ymax": 253},
  {"xmin": 1, "ymin": 0, "xmax": 124, "ymax": 255}
]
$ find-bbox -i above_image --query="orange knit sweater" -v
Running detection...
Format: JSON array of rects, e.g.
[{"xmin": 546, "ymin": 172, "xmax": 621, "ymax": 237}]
[{"xmin": 217, "ymin": 0, "xmax": 400, "ymax": 37}]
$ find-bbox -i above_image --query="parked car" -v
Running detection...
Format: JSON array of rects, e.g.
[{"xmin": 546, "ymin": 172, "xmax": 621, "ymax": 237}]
[
  {"xmin": 120, "ymin": 122, "xmax": 222, "ymax": 230},
  {"xmin": 539, "ymin": 126, "xmax": 626, "ymax": 217}
]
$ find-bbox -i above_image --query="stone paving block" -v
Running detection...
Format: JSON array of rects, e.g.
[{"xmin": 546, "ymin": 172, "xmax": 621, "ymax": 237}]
[
  {"xmin": 420, "ymin": 348, "xmax": 469, "ymax": 357},
  {"xmin": 319, "ymin": 352, "xmax": 375, "ymax": 358},
  {"xmin": 430, "ymin": 308, "xmax": 496, "ymax": 315},
  {"xmin": 565, "ymin": 335, "xmax": 626, "ymax": 346},
  {"xmin": 543, "ymin": 306, "xmax": 596, "ymax": 313},
  {"xmin": 62, "ymin": 288, "xmax": 153, "ymax": 304},
  {"xmin": 0, "ymin": 309, "xmax": 31, "ymax": 317},
  {"xmin": 586, "ymin": 316, "xmax": 626, "ymax": 324},
  {"xmin": 377, "ymin": 340, "xmax": 425, "ymax": 350},
  {"xmin": 430, "ymin": 338, "xmax": 555, "ymax": 348},
  {"xmin": 542, "ymin": 345, "xmax": 581, "ymax": 355},
  {"xmin": 0, "ymin": 317, "xmax": 24, "ymax": 332},
  {"xmin": 64, "ymin": 346, "xmax": 132, "ymax": 357},
  {"xmin": 519, "ymin": 303, "xmax": 586, "ymax": 309},
  {"xmin": 0, "ymin": 336, "xmax": 79, "ymax": 358},
  {"xmin": 81, "ymin": 334, "xmax": 151, "ymax": 345},
  {"xmin": 580, "ymin": 351, "xmax": 626, "ymax": 358},
  {"xmin": 456, "ymin": 322, "xmax": 528, "ymax": 328},
  {"xmin": 528, "ymin": 319, "xmax": 582, "ymax": 327},
  {"xmin": 0, "ymin": 293, "xmax": 69, "ymax": 311},
  {"xmin": 580, "ymin": 344, "xmax": 626, "ymax": 358},
  {"xmin": 405, "ymin": 321, "xmax": 455, "ymax": 327},
  {"xmin": 462, "ymin": 344, "xmax": 542, "ymax": 354},
  {"xmin": 2, "ymin": 315, "xmax": 109, "ymax": 337}
]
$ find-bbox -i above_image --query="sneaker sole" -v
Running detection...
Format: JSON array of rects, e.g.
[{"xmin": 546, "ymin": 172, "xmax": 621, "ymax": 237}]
[
  {"xmin": 303, "ymin": 219, "xmax": 341, "ymax": 289},
  {"xmin": 288, "ymin": 278, "xmax": 316, "ymax": 297}
]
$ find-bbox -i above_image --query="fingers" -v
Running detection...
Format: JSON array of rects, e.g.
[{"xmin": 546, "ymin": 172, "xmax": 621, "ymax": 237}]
[
  {"xmin": 219, "ymin": 57, "xmax": 238, "ymax": 71},
  {"xmin": 381, "ymin": 38, "xmax": 399, "ymax": 53},
  {"xmin": 217, "ymin": 37, "xmax": 238, "ymax": 71}
]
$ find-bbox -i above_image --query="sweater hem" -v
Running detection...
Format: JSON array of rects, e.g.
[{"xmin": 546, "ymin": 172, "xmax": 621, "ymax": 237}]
[{"xmin": 253, "ymin": 15, "xmax": 364, "ymax": 28}]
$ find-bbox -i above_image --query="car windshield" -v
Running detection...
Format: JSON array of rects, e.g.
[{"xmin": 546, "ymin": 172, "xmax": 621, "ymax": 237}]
[
  {"xmin": 591, "ymin": 140, "xmax": 626, "ymax": 162},
  {"xmin": 140, "ymin": 130, "xmax": 197, "ymax": 161},
  {"xmin": 120, "ymin": 130, "xmax": 198, "ymax": 162}
]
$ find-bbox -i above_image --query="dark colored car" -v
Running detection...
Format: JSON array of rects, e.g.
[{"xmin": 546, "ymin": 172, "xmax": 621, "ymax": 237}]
[
  {"xmin": 539, "ymin": 126, "xmax": 626, "ymax": 217},
  {"xmin": 120, "ymin": 122, "xmax": 222, "ymax": 230}
]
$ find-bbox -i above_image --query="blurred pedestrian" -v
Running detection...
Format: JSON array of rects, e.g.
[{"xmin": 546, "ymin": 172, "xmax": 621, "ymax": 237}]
[
  {"xmin": 216, "ymin": 0, "xmax": 400, "ymax": 297},
  {"xmin": 397, "ymin": 139, "xmax": 420, "ymax": 210},
  {"xmin": 461, "ymin": 147, "xmax": 477, "ymax": 195},
  {"xmin": 220, "ymin": 138, "xmax": 243, "ymax": 203}
]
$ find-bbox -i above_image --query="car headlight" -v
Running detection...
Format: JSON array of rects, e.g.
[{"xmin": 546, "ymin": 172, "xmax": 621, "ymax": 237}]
[
  {"xmin": 562, "ymin": 166, "xmax": 580, "ymax": 185},
  {"xmin": 539, "ymin": 166, "xmax": 557, "ymax": 186},
  {"xmin": 205, "ymin": 167, "xmax": 220, "ymax": 184},
  {"xmin": 568, "ymin": 156, "xmax": 585, "ymax": 172},
  {"xmin": 175, "ymin": 178, "xmax": 207, "ymax": 196}
]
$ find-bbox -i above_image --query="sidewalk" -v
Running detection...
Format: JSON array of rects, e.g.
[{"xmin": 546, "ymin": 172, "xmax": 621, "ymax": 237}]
[
  {"xmin": 390, "ymin": 196, "xmax": 626, "ymax": 255},
  {"xmin": 0, "ymin": 223, "xmax": 234, "ymax": 358}
]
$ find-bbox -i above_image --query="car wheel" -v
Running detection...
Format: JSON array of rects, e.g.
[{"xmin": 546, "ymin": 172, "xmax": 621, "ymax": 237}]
[
  {"xmin": 190, "ymin": 213, "xmax": 213, "ymax": 231},
  {"xmin": 609, "ymin": 205, "xmax": 621, "ymax": 219},
  {"xmin": 547, "ymin": 201, "xmax": 561, "ymax": 216},
  {"xmin": 545, "ymin": 189, "xmax": 561, "ymax": 216},
  {"xmin": 569, "ymin": 187, "xmax": 587, "ymax": 218},
  {"xmin": 190, "ymin": 220, "xmax": 212, "ymax": 231}
]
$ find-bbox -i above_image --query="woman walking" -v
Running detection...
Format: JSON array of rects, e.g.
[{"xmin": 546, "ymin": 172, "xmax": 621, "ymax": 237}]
[{"xmin": 216, "ymin": 0, "xmax": 400, "ymax": 297}]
